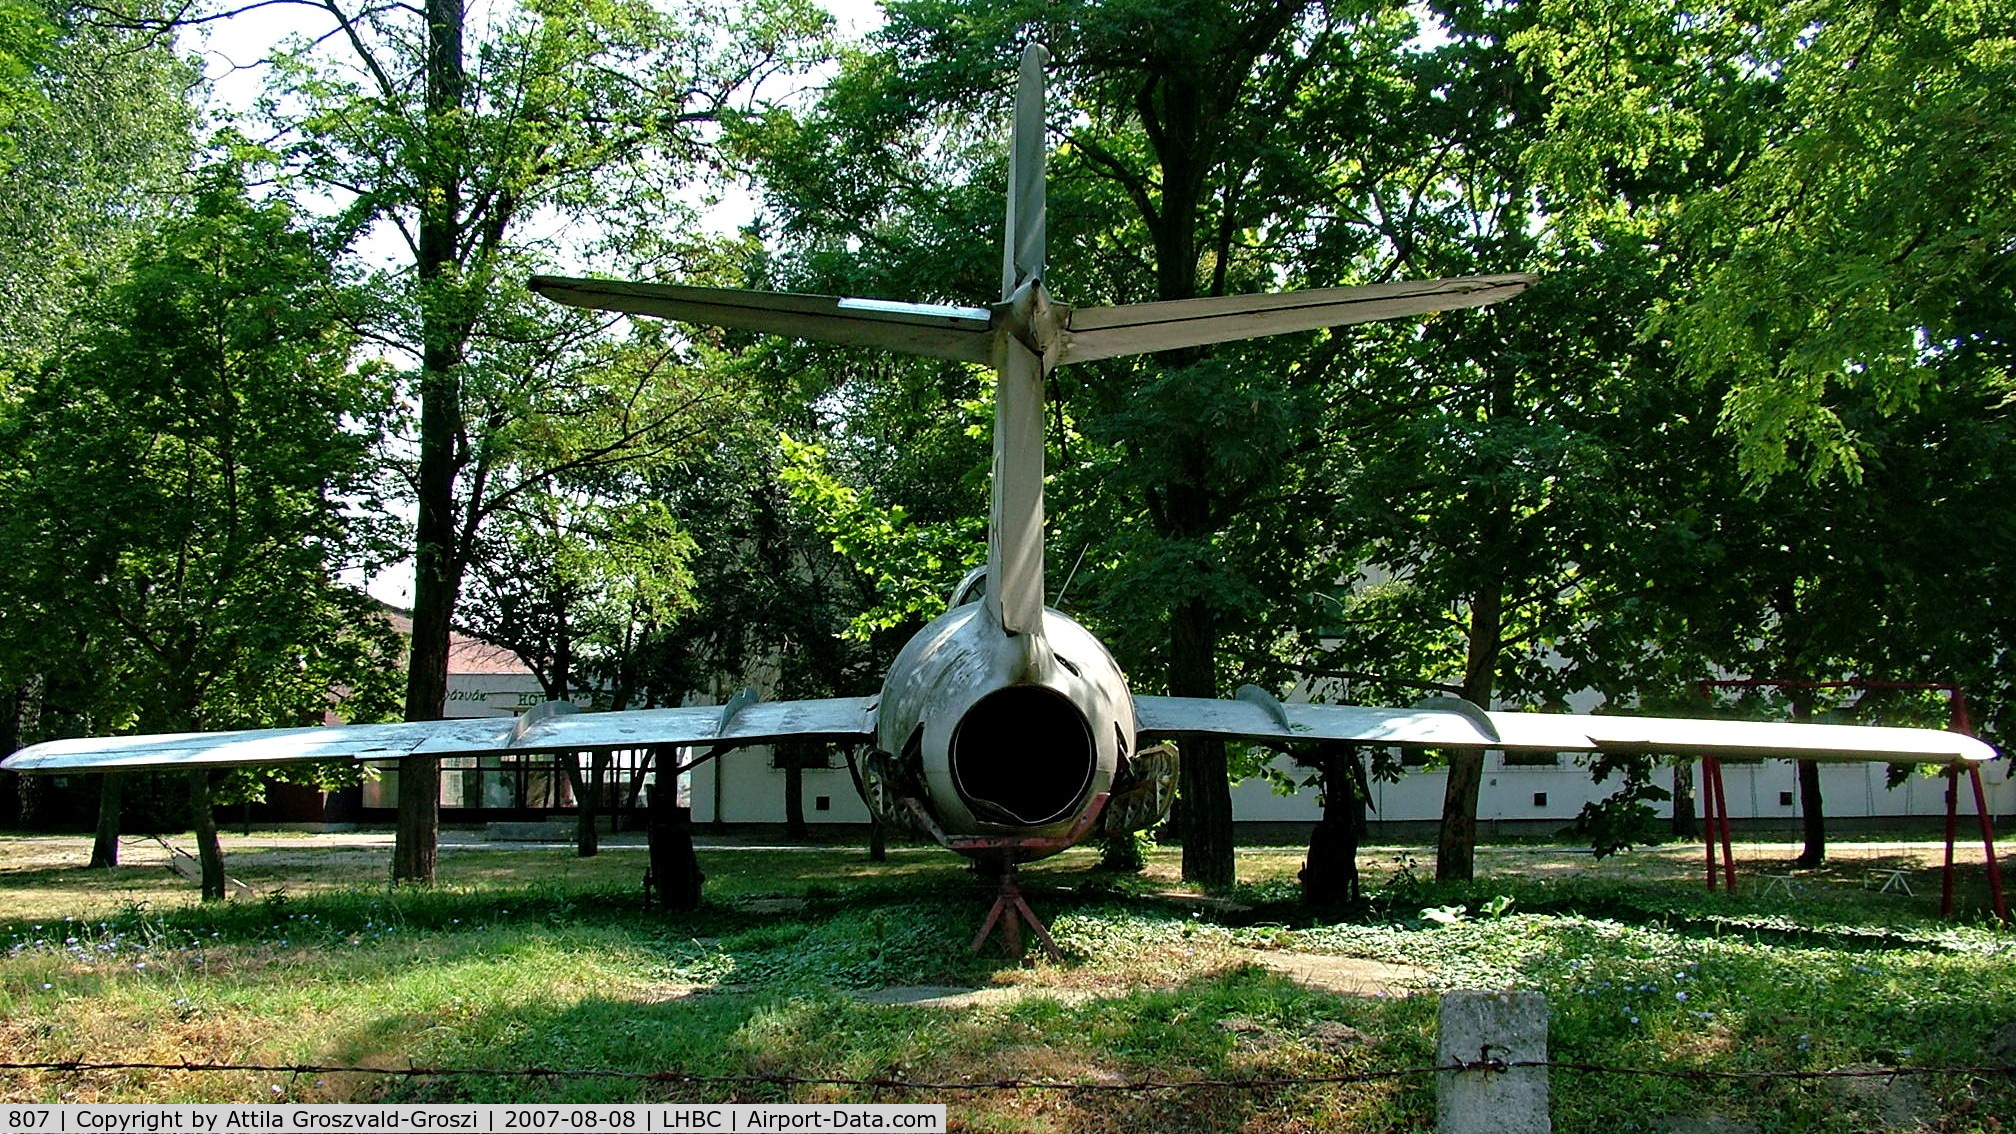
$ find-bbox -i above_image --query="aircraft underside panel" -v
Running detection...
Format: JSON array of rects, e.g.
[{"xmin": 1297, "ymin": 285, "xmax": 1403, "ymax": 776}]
[
  {"xmin": 0, "ymin": 697, "xmax": 880, "ymax": 773},
  {"xmin": 1132, "ymin": 695, "xmax": 1994, "ymax": 765}
]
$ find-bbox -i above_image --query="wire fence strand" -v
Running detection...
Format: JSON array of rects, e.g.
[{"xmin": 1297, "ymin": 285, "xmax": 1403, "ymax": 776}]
[{"xmin": 1, "ymin": 1059, "xmax": 2010, "ymax": 1093}]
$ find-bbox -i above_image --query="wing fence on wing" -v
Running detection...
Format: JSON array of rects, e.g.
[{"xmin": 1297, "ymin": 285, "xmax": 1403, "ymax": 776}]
[
  {"xmin": 0, "ymin": 697, "xmax": 879, "ymax": 774},
  {"xmin": 1133, "ymin": 694, "xmax": 1995, "ymax": 765}
]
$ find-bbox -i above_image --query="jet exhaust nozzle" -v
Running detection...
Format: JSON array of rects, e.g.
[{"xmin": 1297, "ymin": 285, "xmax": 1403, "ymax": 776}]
[{"xmin": 949, "ymin": 685, "xmax": 1096, "ymax": 827}]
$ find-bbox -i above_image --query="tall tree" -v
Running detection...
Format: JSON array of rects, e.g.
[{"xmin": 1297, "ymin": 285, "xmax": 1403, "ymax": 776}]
[
  {"xmin": 460, "ymin": 487, "xmax": 699, "ymax": 854},
  {"xmin": 1523, "ymin": 0, "xmax": 2016, "ymax": 479},
  {"xmin": 0, "ymin": 2, "xmax": 196, "ymax": 840},
  {"xmin": 0, "ymin": 170, "xmax": 402, "ymax": 894},
  {"xmin": 1516, "ymin": 0, "xmax": 2016, "ymax": 859},
  {"xmin": 69, "ymin": 0, "xmax": 834, "ymax": 881}
]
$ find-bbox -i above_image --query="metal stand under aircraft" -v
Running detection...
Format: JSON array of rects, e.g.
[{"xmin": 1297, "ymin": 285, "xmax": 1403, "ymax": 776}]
[{"xmin": 970, "ymin": 858, "xmax": 1063, "ymax": 961}]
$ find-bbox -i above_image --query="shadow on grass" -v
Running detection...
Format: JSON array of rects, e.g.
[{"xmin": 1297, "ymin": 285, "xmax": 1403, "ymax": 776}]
[
  {"xmin": 7, "ymin": 859, "xmax": 2012, "ymax": 1132},
  {"xmin": 331, "ymin": 965, "xmax": 1439, "ymax": 1134},
  {"xmin": 1224, "ymin": 868, "xmax": 2011, "ymax": 956}
]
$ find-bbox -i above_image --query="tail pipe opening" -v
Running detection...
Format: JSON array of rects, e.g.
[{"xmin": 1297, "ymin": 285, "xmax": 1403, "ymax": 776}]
[{"xmin": 949, "ymin": 685, "xmax": 1095, "ymax": 827}]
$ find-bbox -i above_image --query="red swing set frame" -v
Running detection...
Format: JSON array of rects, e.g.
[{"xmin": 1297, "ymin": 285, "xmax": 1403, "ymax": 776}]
[{"xmin": 1692, "ymin": 679, "xmax": 2007, "ymax": 925}]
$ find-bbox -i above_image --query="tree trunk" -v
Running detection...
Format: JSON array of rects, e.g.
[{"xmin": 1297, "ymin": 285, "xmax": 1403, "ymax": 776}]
[
  {"xmin": 783, "ymin": 759, "xmax": 806, "ymax": 841},
  {"xmin": 1436, "ymin": 749, "xmax": 1485, "ymax": 882},
  {"xmin": 1137, "ymin": 58, "xmax": 1233, "ymax": 892},
  {"xmin": 1789, "ymin": 691, "xmax": 1824, "ymax": 867},
  {"xmin": 1670, "ymin": 761, "xmax": 1697, "ymax": 838},
  {"xmin": 1171, "ymin": 593, "xmax": 1235, "ymax": 890},
  {"xmin": 90, "ymin": 772, "xmax": 122, "ymax": 868},
  {"xmin": 394, "ymin": 0, "xmax": 471, "ymax": 887},
  {"xmin": 646, "ymin": 783, "xmax": 703, "ymax": 911},
  {"xmin": 392, "ymin": 753, "xmax": 440, "ymax": 883},
  {"xmin": 550, "ymin": 752, "xmax": 598, "ymax": 856},
  {"xmin": 1301, "ymin": 742, "xmax": 1364, "ymax": 907},
  {"xmin": 577, "ymin": 751, "xmax": 606, "ymax": 856},
  {"xmin": 1437, "ymin": 579, "xmax": 1504, "ymax": 883},
  {"xmin": 1794, "ymin": 759, "xmax": 1825, "ymax": 866},
  {"xmin": 189, "ymin": 771, "xmax": 225, "ymax": 902},
  {"xmin": 0, "ymin": 683, "xmax": 23, "ymax": 828}
]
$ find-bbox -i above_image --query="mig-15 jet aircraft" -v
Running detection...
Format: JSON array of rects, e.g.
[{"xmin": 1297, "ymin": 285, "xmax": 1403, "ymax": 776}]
[{"xmin": 5, "ymin": 47, "xmax": 1993, "ymax": 927}]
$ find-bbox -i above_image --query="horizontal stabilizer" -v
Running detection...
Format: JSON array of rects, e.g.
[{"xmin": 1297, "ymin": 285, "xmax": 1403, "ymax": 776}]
[
  {"xmin": 1059, "ymin": 273, "xmax": 1536, "ymax": 364},
  {"xmin": 531, "ymin": 276, "xmax": 995, "ymax": 363},
  {"xmin": 1133, "ymin": 695, "xmax": 1995, "ymax": 765},
  {"xmin": 1, "ymin": 697, "xmax": 879, "ymax": 774}
]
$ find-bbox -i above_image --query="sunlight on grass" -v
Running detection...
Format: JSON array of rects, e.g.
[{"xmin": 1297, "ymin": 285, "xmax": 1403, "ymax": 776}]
[{"xmin": 1, "ymin": 830, "xmax": 2012, "ymax": 1130}]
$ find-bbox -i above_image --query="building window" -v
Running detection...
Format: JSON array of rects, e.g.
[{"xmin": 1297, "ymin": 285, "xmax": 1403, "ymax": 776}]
[
  {"xmin": 1503, "ymin": 750, "xmax": 1562, "ymax": 767},
  {"xmin": 771, "ymin": 743, "xmax": 842, "ymax": 770},
  {"xmin": 1532, "ymin": 792, "xmax": 1548, "ymax": 807}
]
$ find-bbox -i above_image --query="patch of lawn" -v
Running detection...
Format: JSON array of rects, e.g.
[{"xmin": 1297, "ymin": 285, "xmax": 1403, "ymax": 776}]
[{"xmin": 0, "ymin": 833, "xmax": 2011, "ymax": 1132}]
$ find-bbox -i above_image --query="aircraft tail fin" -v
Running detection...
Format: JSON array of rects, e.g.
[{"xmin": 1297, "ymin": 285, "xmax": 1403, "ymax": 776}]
[
  {"xmin": 1001, "ymin": 42, "xmax": 1049, "ymax": 301},
  {"xmin": 985, "ymin": 42, "xmax": 1052, "ymax": 637}
]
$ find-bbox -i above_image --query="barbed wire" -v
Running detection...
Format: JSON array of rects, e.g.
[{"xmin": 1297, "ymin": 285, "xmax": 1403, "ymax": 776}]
[
  {"xmin": 1, "ymin": 1058, "xmax": 2010, "ymax": 1093},
  {"xmin": 1533, "ymin": 1061, "xmax": 2016, "ymax": 1082}
]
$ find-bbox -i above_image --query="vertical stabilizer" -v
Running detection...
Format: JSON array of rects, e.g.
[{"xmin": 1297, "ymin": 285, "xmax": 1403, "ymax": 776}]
[
  {"xmin": 1001, "ymin": 43, "xmax": 1049, "ymax": 299},
  {"xmin": 986, "ymin": 42, "xmax": 1051, "ymax": 637}
]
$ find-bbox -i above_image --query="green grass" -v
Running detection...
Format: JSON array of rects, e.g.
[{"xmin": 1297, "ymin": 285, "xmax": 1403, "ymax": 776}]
[{"xmin": 0, "ymin": 832, "xmax": 2011, "ymax": 1131}]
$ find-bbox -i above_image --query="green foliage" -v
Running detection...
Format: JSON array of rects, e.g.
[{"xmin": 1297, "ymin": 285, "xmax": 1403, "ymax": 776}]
[
  {"xmin": 0, "ymin": 168, "xmax": 401, "ymax": 761},
  {"xmin": 454, "ymin": 323, "xmax": 729, "ymax": 707},
  {"xmin": 462, "ymin": 498, "xmax": 692, "ymax": 702},
  {"xmin": 0, "ymin": 8, "xmax": 195, "ymax": 386},
  {"xmin": 0, "ymin": 0, "xmax": 52, "ymax": 153},
  {"xmin": 620, "ymin": 417, "xmax": 887, "ymax": 705},
  {"xmin": 1524, "ymin": 0, "xmax": 2016, "ymax": 482},
  {"xmin": 1567, "ymin": 753, "xmax": 1672, "ymax": 860},
  {"xmin": 1096, "ymin": 829, "xmax": 1152, "ymax": 873},
  {"xmin": 777, "ymin": 431, "xmax": 984, "ymax": 638}
]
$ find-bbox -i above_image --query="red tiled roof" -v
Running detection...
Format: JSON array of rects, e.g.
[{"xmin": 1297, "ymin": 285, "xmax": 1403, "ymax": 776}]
[{"xmin": 378, "ymin": 608, "xmax": 535, "ymax": 676}]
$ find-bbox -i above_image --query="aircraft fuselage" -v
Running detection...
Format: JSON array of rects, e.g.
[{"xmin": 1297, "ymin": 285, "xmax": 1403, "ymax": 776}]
[{"xmin": 863, "ymin": 603, "xmax": 1135, "ymax": 859}]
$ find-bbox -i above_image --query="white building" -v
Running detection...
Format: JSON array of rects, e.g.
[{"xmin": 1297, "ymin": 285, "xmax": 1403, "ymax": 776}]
[{"xmin": 328, "ymin": 608, "xmax": 2014, "ymax": 830}]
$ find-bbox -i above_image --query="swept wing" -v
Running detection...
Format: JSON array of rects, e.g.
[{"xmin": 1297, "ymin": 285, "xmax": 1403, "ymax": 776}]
[
  {"xmin": 529, "ymin": 277, "xmax": 997, "ymax": 363},
  {"xmin": 0, "ymin": 696, "xmax": 878, "ymax": 774},
  {"xmin": 1135, "ymin": 689, "xmax": 1993, "ymax": 765}
]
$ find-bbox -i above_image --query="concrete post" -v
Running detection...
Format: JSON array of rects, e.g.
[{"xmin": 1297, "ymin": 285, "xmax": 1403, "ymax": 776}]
[{"xmin": 1437, "ymin": 990, "xmax": 1549, "ymax": 1134}]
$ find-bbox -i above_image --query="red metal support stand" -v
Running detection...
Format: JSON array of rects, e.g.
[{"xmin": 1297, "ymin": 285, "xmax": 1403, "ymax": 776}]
[
  {"xmin": 1700, "ymin": 757, "xmax": 1737, "ymax": 893},
  {"xmin": 1716, "ymin": 763, "xmax": 1737, "ymax": 891},
  {"xmin": 1715, "ymin": 757, "xmax": 1737, "ymax": 891},
  {"xmin": 903, "ymin": 794, "xmax": 1108, "ymax": 962},
  {"xmin": 1702, "ymin": 758, "xmax": 1719, "ymax": 891},
  {"xmin": 1968, "ymin": 765, "xmax": 2009, "ymax": 926},
  {"xmin": 1696, "ymin": 677, "xmax": 1996, "ymax": 922},
  {"xmin": 970, "ymin": 863, "xmax": 1063, "ymax": 960}
]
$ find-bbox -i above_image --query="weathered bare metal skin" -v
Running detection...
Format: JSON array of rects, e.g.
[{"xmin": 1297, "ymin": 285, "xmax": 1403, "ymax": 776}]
[{"xmin": 868, "ymin": 602, "xmax": 1134, "ymax": 851}]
